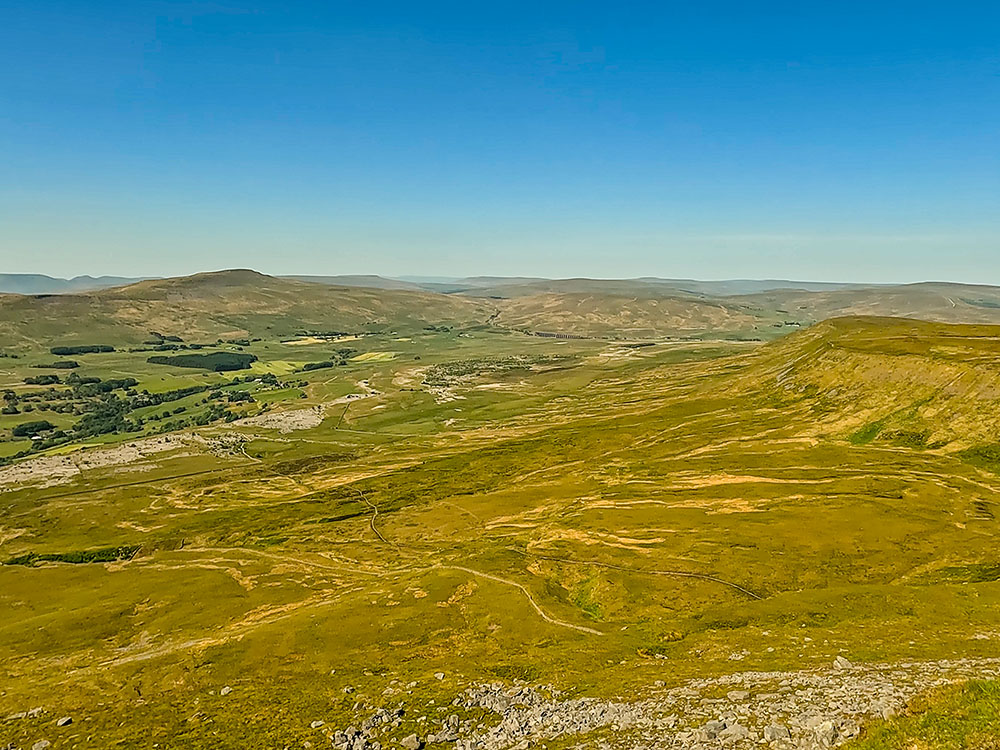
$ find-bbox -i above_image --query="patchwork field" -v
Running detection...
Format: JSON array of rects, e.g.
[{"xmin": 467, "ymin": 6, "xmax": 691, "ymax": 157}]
[{"xmin": 2, "ymin": 278, "xmax": 1000, "ymax": 749}]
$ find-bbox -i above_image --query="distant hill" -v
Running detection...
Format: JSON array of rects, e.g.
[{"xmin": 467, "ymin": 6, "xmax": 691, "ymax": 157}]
[
  {"xmin": 490, "ymin": 291, "xmax": 765, "ymax": 339},
  {"xmin": 736, "ymin": 282, "xmax": 1000, "ymax": 325},
  {"xmin": 0, "ymin": 269, "xmax": 494, "ymax": 348},
  {"xmin": 296, "ymin": 276, "xmax": 865, "ymax": 297},
  {"xmin": 420, "ymin": 277, "xmax": 877, "ymax": 298},
  {"xmin": 0, "ymin": 273, "xmax": 149, "ymax": 294},
  {"xmin": 8, "ymin": 270, "xmax": 1000, "ymax": 348},
  {"xmin": 638, "ymin": 278, "xmax": 876, "ymax": 296}
]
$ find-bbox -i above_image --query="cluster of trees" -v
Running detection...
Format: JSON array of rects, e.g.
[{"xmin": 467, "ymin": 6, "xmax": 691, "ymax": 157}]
[
  {"xmin": 24, "ymin": 374, "xmax": 62, "ymax": 385},
  {"xmin": 11, "ymin": 420, "xmax": 56, "ymax": 437},
  {"xmin": 231, "ymin": 372, "xmax": 279, "ymax": 386},
  {"xmin": 74, "ymin": 378, "xmax": 139, "ymax": 398},
  {"xmin": 6, "ymin": 544, "xmax": 140, "ymax": 566},
  {"xmin": 298, "ymin": 349, "xmax": 357, "ymax": 372},
  {"xmin": 35, "ymin": 360, "xmax": 79, "ymax": 369},
  {"xmin": 129, "ymin": 342, "xmax": 202, "ymax": 352},
  {"xmin": 74, "ymin": 396, "xmax": 134, "ymax": 437},
  {"xmin": 129, "ymin": 334, "xmax": 260, "ymax": 354},
  {"xmin": 147, "ymin": 352, "xmax": 258, "ymax": 371},
  {"xmin": 12, "ymin": 375, "xmax": 139, "ymax": 408},
  {"xmin": 145, "ymin": 332, "xmax": 183, "ymax": 344},
  {"xmin": 50, "ymin": 345, "xmax": 114, "ymax": 355},
  {"xmin": 2, "ymin": 365, "xmax": 293, "ymax": 464},
  {"xmin": 297, "ymin": 330, "xmax": 351, "ymax": 338},
  {"xmin": 5, "ymin": 375, "xmax": 164, "ymax": 445}
]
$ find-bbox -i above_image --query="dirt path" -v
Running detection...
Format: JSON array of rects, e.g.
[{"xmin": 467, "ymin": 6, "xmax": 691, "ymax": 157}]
[
  {"xmin": 511, "ymin": 549, "xmax": 763, "ymax": 600},
  {"xmin": 357, "ymin": 489, "xmax": 390, "ymax": 545},
  {"xmin": 436, "ymin": 564, "xmax": 604, "ymax": 636}
]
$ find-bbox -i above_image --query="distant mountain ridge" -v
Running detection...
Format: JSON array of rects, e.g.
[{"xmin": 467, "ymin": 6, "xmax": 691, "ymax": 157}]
[
  {"xmin": 0, "ymin": 272, "xmax": 980, "ymax": 298},
  {"xmin": 8, "ymin": 269, "xmax": 1000, "ymax": 344},
  {"xmin": 0, "ymin": 274, "xmax": 150, "ymax": 295},
  {"xmin": 291, "ymin": 275, "xmax": 891, "ymax": 297}
]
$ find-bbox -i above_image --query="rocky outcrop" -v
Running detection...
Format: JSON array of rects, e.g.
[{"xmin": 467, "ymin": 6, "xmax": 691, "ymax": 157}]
[{"xmin": 277, "ymin": 657, "xmax": 1000, "ymax": 750}]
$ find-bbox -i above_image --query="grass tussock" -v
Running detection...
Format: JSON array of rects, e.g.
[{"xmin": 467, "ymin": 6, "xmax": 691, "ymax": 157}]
[{"xmin": 847, "ymin": 680, "xmax": 1000, "ymax": 750}]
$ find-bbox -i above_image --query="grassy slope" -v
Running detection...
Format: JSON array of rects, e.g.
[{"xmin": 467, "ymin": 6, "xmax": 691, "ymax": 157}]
[
  {"xmin": 489, "ymin": 291, "xmax": 772, "ymax": 339},
  {"xmin": 727, "ymin": 316, "xmax": 1000, "ymax": 450},
  {"xmin": 846, "ymin": 681, "xmax": 1000, "ymax": 749}
]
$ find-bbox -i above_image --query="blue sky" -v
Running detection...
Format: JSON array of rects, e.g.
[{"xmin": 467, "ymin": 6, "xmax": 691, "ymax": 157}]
[{"xmin": 1, "ymin": 1, "xmax": 998, "ymax": 281}]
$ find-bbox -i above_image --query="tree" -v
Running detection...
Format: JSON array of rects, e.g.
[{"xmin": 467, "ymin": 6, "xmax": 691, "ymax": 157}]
[{"xmin": 12, "ymin": 420, "xmax": 55, "ymax": 437}]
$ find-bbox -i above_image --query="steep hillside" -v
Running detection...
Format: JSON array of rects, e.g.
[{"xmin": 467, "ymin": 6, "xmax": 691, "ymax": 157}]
[
  {"xmin": 0, "ymin": 270, "xmax": 494, "ymax": 348},
  {"xmin": 726, "ymin": 316, "xmax": 1000, "ymax": 451}
]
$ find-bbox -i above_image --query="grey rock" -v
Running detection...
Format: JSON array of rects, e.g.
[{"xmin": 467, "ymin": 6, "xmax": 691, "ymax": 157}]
[
  {"xmin": 718, "ymin": 722, "xmax": 752, "ymax": 742},
  {"xmin": 400, "ymin": 734, "xmax": 422, "ymax": 750},
  {"xmin": 833, "ymin": 656, "xmax": 853, "ymax": 670},
  {"xmin": 698, "ymin": 719, "xmax": 727, "ymax": 739},
  {"xmin": 56, "ymin": 716, "xmax": 72, "ymax": 727},
  {"xmin": 32, "ymin": 742, "xmax": 51, "ymax": 750},
  {"xmin": 220, "ymin": 686, "xmax": 232, "ymax": 696},
  {"xmin": 814, "ymin": 719, "xmax": 838, "ymax": 747},
  {"xmin": 840, "ymin": 719, "xmax": 861, "ymax": 738},
  {"xmin": 763, "ymin": 723, "xmax": 791, "ymax": 741},
  {"xmin": 310, "ymin": 720, "xmax": 325, "ymax": 729},
  {"xmin": 429, "ymin": 727, "xmax": 459, "ymax": 744}
]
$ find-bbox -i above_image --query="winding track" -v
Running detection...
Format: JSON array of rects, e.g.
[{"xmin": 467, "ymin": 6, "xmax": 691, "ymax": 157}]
[
  {"xmin": 356, "ymin": 488, "xmax": 389, "ymax": 545},
  {"xmin": 435, "ymin": 564, "xmax": 605, "ymax": 636},
  {"xmin": 509, "ymin": 548, "xmax": 763, "ymax": 600}
]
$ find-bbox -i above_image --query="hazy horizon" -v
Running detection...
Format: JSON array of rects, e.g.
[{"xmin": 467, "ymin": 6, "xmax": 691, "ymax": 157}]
[{"xmin": 5, "ymin": 267, "xmax": 1000, "ymax": 289}]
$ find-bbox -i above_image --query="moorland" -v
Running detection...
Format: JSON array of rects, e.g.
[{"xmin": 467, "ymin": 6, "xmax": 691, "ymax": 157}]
[{"xmin": 2, "ymin": 271, "xmax": 1000, "ymax": 749}]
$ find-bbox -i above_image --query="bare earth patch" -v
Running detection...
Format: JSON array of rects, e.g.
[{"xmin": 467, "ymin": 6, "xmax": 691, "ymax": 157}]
[
  {"xmin": 0, "ymin": 435, "xmax": 191, "ymax": 490},
  {"xmin": 234, "ymin": 405, "xmax": 326, "ymax": 433}
]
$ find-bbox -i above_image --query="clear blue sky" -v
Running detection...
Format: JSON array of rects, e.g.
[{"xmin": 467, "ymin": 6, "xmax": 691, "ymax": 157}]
[{"xmin": 1, "ymin": 1, "xmax": 998, "ymax": 281}]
